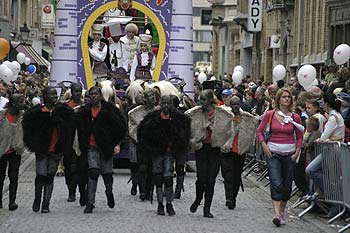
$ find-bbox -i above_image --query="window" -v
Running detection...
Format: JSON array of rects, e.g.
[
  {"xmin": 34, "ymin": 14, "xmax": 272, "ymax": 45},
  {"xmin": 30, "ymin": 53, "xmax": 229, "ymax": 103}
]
[
  {"xmin": 1, "ymin": 0, "xmax": 8, "ymax": 18},
  {"xmin": 201, "ymin": 9, "xmax": 212, "ymax": 25},
  {"xmin": 193, "ymin": 30, "xmax": 212, "ymax": 43},
  {"xmin": 193, "ymin": 51, "xmax": 210, "ymax": 63}
]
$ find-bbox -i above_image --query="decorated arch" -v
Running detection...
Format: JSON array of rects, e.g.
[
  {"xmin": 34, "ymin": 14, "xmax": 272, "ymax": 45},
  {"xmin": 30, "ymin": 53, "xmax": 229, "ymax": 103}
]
[
  {"xmin": 50, "ymin": 0, "xmax": 173, "ymax": 89},
  {"xmin": 50, "ymin": 0, "xmax": 194, "ymax": 96}
]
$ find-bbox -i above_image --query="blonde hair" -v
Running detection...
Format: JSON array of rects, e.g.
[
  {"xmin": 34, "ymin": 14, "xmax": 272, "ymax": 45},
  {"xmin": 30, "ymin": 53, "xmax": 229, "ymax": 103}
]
[
  {"xmin": 125, "ymin": 23, "xmax": 139, "ymax": 34},
  {"xmin": 274, "ymin": 88, "xmax": 294, "ymax": 112}
]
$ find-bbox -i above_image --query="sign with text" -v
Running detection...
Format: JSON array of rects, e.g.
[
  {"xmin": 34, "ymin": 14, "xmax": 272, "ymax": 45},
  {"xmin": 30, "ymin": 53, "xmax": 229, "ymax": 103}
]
[
  {"xmin": 41, "ymin": 4, "xmax": 55, "ymax": 29},
  {"xmin": 248, "ymin": 0, "xmax": 262, "ymax": 32}
]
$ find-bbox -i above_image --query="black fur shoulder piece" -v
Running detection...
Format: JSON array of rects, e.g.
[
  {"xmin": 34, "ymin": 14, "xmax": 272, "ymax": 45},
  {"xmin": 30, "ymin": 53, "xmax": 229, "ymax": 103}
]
[{"xmin": 137, "ymin": 109, "xmax": 191, "ymax": 159}]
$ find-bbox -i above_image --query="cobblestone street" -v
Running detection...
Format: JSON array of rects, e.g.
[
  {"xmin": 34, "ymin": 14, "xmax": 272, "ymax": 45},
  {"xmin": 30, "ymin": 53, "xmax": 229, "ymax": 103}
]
[{"xmin": 0, "ymin": 155, "xmax": 337, "ymax": 233}]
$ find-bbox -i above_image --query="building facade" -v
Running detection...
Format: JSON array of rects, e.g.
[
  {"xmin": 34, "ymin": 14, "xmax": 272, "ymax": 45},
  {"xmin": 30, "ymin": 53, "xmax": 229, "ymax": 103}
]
[
  {"xmin": 193, "ymin": 0, "xmax": 213, "ymax": 73},
  {"xmin": 327, "ymin": 0, "xmax": 350, "ymax": 61},
  {"xmin": 210, "ymin": 0, "xmax": 239, "ymax": 78},
  {"xmin": 209, "ymin": 0, "xmax": 333, "ymax": 82},
  {"xmin": 0, "ymin": 0, "xmax": 12, "ymax": 40}
]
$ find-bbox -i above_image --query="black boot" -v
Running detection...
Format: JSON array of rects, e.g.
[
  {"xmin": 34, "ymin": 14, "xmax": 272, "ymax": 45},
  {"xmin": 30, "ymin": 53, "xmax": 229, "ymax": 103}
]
[
  {"xmin": 106, "ymin": 191, "xmax": 115, "ymax": 208},
  {"xmin": 224, "ymin": 181, "xmax": 235, "ymax": 210},
  {"xmin": 157, "ymin": 203, "xmax": 165, "ymax": 215},
  {"xmin": 138, "ymin": 173, "xmax": 146, "ymax": 201},
  {"xmin": 41, "ymin": 183, "xmax": 53, "ymax": 213},
  {"xmin": 166, "ymin": 203, "xmax": 176, "ymax": 216},
  {"xmin": 8, "ymin": 177, "xmax": 18, "ymax": 211},
  {"xmin": 156, "ymin": 187, "xmax": 163, "ymax": 204},
  {"xmin": 174, "ymin": 174, "xmax": 184, "ymax": 199},
  {"xmin": 84, "ymin": 203, "xmax": 95, "ymax": 213},
  {"xmin": 67, "ymin": 185, "xmax": 76, "ymax": 202},
  {"xmin": 190, "ymin": 182, "xmax": 204, "ymax": 213},
  {"xmin": 130, "ymin": 172, "xmax": 138, "ymax": 195},
  {"xmin": 203, "ymin": 189, "xmax": 214, "ymax": 218},
  {"xmin": 79, "ymin": 188, "xmax": 87, "ymax": 206},
  {"xmin": 225, "ymin": 199, "xmax": 236, "ymax": 210},
  {"xmin": 32, "ymin": 178, "xmax": 44, "ymax": 212}
]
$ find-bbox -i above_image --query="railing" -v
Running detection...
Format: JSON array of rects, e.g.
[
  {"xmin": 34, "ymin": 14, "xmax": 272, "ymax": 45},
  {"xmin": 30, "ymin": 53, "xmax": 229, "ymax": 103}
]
[{"xmin": 292, "ymin": 142, "xmax": 350, "ymax": 233}]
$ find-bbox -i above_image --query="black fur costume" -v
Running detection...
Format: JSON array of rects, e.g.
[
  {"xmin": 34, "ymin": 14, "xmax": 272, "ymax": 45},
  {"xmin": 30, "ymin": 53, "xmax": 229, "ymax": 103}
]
[
  {"xmin": 77, "ymin": 101, "xmax": 127, "ymax": 159},
  {"xmin": 22, "ymin": 103, "xmax": 74, "ymax": 155},
  {"xmin": 137, "ymin": 109, "xmax": 191, "ymax": 161}
]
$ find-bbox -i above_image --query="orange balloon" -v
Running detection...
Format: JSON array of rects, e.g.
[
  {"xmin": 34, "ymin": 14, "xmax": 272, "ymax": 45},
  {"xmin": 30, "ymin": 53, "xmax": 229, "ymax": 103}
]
[{"xmin": 0, "ymin": 38, "xmax": 10, "ymax": 60}]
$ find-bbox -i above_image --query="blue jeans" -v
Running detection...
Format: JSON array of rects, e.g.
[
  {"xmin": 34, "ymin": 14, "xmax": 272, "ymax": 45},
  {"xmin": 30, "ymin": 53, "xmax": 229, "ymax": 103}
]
[
  {"xmin": 267, "ymin": 153, "xmax": 295, "ymax": 201},
  {"xmin": 305, "ymin": 153, "xmax": 323, "ymax": 193}
]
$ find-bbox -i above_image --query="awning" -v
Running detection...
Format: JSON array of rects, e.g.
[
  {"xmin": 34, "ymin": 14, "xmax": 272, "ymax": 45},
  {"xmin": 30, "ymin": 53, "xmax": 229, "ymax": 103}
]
[{"xmin": 16, "ymin": 45, "xmax": 50, "ymax": 68}]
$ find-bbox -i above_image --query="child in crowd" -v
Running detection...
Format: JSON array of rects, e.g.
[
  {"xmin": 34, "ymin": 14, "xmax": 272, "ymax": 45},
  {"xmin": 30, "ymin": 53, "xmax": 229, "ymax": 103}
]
[{"xmin": 303, "ymin": 116, "xmax": 322, "ymax": 198}]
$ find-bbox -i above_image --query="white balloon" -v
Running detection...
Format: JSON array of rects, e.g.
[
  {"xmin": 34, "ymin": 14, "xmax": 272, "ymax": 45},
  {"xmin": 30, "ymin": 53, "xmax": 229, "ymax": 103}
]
[
  {"xmin": 232, "ymin": 71, "xmax": 243, "ymax": 86},
  {"xmin": 16, "ymin": 52, "xmax": 26, "ymax": 64},
  {"xmin": 272, "ymin": 64, "xmax": 286, "ymax": 82},
  {"xmin": 198, "ymin": 72, "xmax": 207, "ymax": 84},
  {"xmin": 304, "ymin": 79, "xmax": 319, "ymax": 91},
  {"xmin": 24, "ymin": 57, "xmax": 31, "ymax": 66},
  {"xmin": 0, "ymin": 64, "xmax": 7, "ymax": 74},
  {"xmin": 3, "ymin": 60, "xmax": 11, "ymax": 67},
  {"xmin": 9, "ymin": 61, "xmax": 21, "ymax": 75},
  {"xmin": 1, "ymin": 68, "xmax": 14, "ymax": 83},
  {"xmin": 297, "ymin": 64, "xmax": 316, "ymax": 88},
  {"xmin": 333, "ymin": 44, "xmax": 350, "ymax": 65},
  {"xmin": 233, "ymin": 65, "xmax": 244, "ymax": 75}
]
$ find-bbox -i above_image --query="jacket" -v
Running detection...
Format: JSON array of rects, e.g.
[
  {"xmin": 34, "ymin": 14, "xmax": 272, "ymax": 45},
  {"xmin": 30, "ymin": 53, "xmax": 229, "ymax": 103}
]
[
  {"xmin": 185, "ymin": 105, "xmax": 234, "ymax": 150},
  {"xmin": 77, "ymin": 101, "xmax": 127, "ymax": 159}
]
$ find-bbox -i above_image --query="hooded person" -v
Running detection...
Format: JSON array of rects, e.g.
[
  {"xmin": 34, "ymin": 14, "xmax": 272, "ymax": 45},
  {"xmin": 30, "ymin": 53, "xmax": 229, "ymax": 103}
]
[
  {"xmin": 121, "ymin": 23, "xmax": 140, "ymax": 71},
  {"xmin": 77, "ymin": 86, "xmax": 127, "ymax": 214},
  {"xmin": 108, "ymin": 23, "xmax": 129, "ymax": 73},
  {"xmin": 22, "ymin": 87, "xmax": 75, "ymax": 213},
  {"xmin": 220, "ymin": 96, "xmax": 259, "ymax": 210},
  {"xmin": 127, "ymin": 90, "xmax": 157, "ymax": 200},
  {"xmin": 129, "ymin": 34, "xmax": 156, "ymax": 81},
  {"xmin": 0, "ymin": 94, "xmax": 25, "ymax": 211},
  {"xmin": 89, "ymin": 24, "xmax": 109, "ymax": 82},
  {"xmin": 137, "ymin": 95, "xmax": 191, "ymax": 216},
  {"xmin": 185, "ymin": 89, "xmax": 234, "ymax": 218}
]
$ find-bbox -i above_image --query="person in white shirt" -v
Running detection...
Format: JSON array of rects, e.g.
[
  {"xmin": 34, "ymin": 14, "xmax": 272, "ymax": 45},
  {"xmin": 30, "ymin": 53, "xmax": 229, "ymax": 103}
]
[
  {"xmin": 0, "ymin": 83, "xmax": 9, "ymax": 111},
  {"xmin": 129, "ymin": 34, "xmax": 156, "ymax": 81},
  {"xmin": 107, "ymin": 23, "xmax": 129, "ymax": 73},
  {"xmin": 89, "ymin": 24, "xmax": 109, "ymax": 82},
  {"xmin": 305, "ymin": 93, "xmax": 345, "ymax": 208},
  {"xmin": 121, "ymin": 23, "xmax": 140, "ymax": 71}
]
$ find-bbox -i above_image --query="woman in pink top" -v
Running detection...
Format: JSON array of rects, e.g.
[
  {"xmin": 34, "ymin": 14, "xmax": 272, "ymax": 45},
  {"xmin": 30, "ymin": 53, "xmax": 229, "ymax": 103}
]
[{"xmin": 256, "ymin": 88, "xmax": 303, "ymax": 227}]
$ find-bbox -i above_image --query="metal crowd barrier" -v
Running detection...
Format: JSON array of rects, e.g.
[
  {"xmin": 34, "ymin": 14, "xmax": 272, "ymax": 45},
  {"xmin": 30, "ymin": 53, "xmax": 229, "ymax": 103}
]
[
  {"xmin": 339, "ymin": 143, "xmax": 350, "ymax": 233},
  {"xmin": 319, "ymin": 142, "xmax": 346, "ymax": 225},
  {"xmin": 243, "ymin": 142, "xmax": 269, "ymax": 185},
  {"xmin": 294, "ymin": 142, "xmax": 350, "ymax": 232}
]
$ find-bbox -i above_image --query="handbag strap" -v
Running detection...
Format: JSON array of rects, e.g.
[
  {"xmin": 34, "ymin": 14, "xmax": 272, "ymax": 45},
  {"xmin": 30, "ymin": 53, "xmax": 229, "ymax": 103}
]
[{"xmin": 268, "ymin": 110, "xmax": 275, "ymax": 125}]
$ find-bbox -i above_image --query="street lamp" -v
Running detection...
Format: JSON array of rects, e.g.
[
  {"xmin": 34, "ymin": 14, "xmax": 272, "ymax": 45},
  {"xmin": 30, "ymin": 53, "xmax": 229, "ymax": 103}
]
[{"xmin": 20, "ymin": 23, "xmax": 30, "ymax": 42}]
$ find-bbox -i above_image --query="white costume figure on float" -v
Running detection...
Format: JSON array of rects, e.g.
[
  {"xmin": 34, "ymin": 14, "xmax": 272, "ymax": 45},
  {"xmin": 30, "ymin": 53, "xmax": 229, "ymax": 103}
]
[
  {"xmin": 121, "ymin": 23, "xmax": 140, "ymax": 72},
  {"xmin": 89, "ymin": 24, "xmax": 108, "ymax": 82},
  {"xmin": 130, "ymin": 34, "xmax": 156, "ymax": 81},
  {"xmin": 107, "ymin": 23, "xmax": 129, "ymax": 72}
]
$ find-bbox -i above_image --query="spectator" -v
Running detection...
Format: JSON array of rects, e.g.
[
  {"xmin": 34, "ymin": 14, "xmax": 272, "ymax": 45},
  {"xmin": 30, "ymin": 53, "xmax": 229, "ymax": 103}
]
[
  {"xmin": 0, "ymin": 82, "xmax": 9, "ymax": 111},
  {"xmin": 256, "ymin": 88, "xmax": 303, "ymax": 227},
  {"xmin": 305, "ymin": 92, "xmax": 345, "ymax": 218}
]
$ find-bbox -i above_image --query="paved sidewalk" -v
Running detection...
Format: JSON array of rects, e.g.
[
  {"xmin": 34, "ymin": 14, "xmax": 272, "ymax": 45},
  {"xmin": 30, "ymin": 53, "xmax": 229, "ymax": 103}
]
[{"xmin": 0, "ymin": 160, "xmax": 337, "ymax": 233}]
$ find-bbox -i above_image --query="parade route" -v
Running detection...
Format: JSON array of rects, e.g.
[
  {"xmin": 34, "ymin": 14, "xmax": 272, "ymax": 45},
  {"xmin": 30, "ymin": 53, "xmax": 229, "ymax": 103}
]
[{"xmin": 0, "ymin": 159, "xmax": 334, "ymax": 233}]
